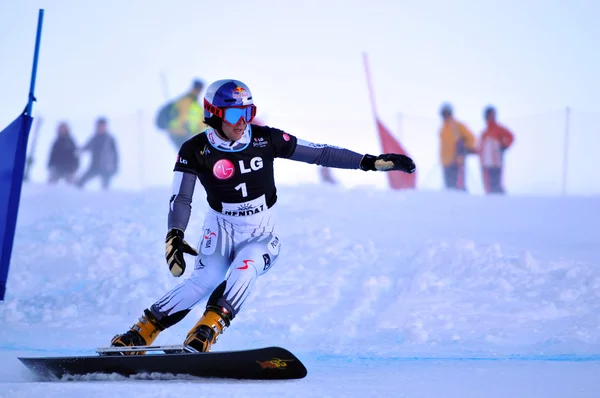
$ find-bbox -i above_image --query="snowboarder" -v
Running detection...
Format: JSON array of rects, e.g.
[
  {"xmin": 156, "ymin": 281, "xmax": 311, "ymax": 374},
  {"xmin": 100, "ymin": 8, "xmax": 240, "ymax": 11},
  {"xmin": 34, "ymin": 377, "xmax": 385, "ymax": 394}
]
[{"xmin": 110, "ymin": 79, "xmax": 416, "ymax": 354}]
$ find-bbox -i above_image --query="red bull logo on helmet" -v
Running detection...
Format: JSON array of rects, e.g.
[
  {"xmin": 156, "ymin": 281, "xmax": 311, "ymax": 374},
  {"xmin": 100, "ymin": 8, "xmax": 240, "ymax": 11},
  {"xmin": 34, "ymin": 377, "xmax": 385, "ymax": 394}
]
[{"xmin": 232, "ymin": 86, "xmax": 249, "ymax": 100}]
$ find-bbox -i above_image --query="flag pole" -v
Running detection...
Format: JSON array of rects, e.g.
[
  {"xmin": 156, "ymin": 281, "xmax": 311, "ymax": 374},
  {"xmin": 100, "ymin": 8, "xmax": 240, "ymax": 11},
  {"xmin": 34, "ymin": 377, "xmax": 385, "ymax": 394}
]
[
  {"xmin": 361, "ymin": 52, "xmax": 417, "ymax": 190},
  {"xmin": 25, "ymin": 9, "xmax": 44, "ymax": 117},
  {"xmin": 362, "ymin": 52, "xmax": 378, "ymax": 119}
]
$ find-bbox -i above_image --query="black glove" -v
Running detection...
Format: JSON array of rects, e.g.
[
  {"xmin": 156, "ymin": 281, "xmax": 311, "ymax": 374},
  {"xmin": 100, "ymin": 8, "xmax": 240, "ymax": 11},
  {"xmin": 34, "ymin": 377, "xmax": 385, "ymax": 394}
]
[
  {"xmin": 360, "ymin": 154, "xmax": 416, "ymax": 174},
  {"xmin": 165, "ymin": 228, "xmax": 198, "ymax": 277}
]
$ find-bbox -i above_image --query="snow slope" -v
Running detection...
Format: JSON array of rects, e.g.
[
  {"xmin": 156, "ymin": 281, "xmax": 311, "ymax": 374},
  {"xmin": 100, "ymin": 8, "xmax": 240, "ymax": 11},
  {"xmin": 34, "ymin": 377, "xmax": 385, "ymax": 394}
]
[{"xmin": 1, "ymin": 183, "xmax": 599, "ymax": 397}]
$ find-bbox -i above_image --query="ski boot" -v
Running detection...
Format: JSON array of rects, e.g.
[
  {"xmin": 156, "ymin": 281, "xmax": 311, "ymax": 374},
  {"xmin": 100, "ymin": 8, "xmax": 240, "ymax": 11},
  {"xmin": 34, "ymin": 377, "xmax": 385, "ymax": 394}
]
[
  {"xmin": 110, "ymin": 309, "xmax": 164, "ymax": 355},
  {"xmin": 184, "ymin": 306, "xmax": 231, "ymax": 352}
]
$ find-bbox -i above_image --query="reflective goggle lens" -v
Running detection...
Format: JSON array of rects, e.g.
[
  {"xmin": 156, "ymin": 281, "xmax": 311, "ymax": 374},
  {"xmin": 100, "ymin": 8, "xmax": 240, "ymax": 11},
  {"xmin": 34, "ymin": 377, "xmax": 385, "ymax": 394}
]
[{"xmin": 222, "ymin": 106, "xmax": 256, "ymax": 125}]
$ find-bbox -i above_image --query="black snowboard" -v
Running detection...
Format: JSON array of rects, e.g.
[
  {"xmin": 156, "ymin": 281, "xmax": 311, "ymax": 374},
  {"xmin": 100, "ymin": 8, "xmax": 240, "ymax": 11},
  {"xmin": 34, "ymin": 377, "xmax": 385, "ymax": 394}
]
[{"xmin": 18, "ymin": 346, "xmax": 307, "ymax": 380}]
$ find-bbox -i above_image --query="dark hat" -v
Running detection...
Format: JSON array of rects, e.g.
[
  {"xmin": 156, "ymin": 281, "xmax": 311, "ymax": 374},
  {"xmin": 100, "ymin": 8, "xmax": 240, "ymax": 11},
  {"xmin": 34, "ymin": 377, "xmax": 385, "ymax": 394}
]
[
  {"xmin": 484, "ymin": 105, "xmax": 496, "ymax": 118},
  {"xmin": 440, "ymin": 102, "xmax": 453, "ymax": 116},
  {"xmin": 192, "ymin": 79, "xmax": 204, "ymax": 90}
]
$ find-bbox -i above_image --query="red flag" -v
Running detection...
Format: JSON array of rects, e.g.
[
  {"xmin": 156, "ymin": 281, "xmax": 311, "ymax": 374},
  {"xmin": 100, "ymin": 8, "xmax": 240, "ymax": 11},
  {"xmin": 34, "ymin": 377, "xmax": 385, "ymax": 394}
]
[
  {"xmin": 375, "ymin": 118, "xmax": 416, "ymax": 189},
  {"xmin": 363, "ymin": 52, "xmax": 416, "ymax": 189}
]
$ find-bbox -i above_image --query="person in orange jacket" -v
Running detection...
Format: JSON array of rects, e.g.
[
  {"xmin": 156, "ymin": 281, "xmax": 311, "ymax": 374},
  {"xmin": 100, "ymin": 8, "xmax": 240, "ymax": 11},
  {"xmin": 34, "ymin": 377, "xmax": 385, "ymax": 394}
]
[
  {"xmin": 438, "ymin": 103, "xmax": 476, "ymax": 191},
  {"xmin": 479, "ymin": 106, "xmax": 514, "ymax": 194}
]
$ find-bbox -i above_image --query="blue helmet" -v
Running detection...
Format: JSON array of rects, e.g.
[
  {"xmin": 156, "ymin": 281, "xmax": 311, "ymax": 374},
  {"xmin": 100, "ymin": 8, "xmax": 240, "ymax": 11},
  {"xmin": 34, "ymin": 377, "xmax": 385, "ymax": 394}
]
[{"xmin": 203, "ymin": 79, "xmax": 255, "ymax": 121}]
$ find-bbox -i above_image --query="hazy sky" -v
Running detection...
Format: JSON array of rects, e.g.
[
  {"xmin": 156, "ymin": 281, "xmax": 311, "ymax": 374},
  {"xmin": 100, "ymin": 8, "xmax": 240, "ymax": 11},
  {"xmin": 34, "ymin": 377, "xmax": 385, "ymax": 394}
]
[{"xmin": 1, "ymin": 0, "xmax": 599, "ymax": 194}]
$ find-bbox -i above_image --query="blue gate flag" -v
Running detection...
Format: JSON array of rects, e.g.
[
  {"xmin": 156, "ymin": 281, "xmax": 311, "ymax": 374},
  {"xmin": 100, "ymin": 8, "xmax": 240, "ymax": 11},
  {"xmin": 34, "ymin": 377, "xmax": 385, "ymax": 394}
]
[
  {"xmin": 0, "ymin": 8, "xmax": 44, "ymax": 301},
  {"xmin": 0, "ymin": 113, "xmax": 34, "ymax": 300}
]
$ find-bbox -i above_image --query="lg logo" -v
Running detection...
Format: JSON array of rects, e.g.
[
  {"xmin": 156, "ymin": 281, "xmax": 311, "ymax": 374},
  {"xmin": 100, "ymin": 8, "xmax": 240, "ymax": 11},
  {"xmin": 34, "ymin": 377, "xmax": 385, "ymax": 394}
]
[
  {"xmin": 240, "ymin": 157, "xmax": 263, "ymax": 174},
  {"xmin": 212, "ymin": 157, "xmax": 263, "ymax": 180},
  {"xmin": 213, "ymin": 159, "xmax": 235, "ymax": 180}
]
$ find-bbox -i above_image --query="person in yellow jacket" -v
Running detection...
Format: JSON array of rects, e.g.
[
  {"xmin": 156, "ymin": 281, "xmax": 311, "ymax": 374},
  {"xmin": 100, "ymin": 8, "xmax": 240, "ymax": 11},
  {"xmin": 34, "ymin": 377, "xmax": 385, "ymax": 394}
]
[
  {"xmin": 438, "ymin": 103, "xmax": 476, "ymax": 191},
  {"xmin": 157, "ymin": 79, "xmax": 208, "ymax": 150}
]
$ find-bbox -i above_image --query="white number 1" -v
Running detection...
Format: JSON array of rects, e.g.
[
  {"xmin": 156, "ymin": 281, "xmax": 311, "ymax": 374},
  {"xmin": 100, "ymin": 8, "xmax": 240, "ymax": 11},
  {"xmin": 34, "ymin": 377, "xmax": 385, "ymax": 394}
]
[{"xmin": 235, "ymin": 182, "xmax": 248, "ymax": 197}]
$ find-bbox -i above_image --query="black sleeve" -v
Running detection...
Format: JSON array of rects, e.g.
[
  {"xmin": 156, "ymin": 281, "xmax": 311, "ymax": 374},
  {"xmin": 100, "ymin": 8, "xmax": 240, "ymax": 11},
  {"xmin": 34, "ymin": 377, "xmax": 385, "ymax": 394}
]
[
  {"xmin": 268, "ymin": 127, "xmax": 298, "ymax": 158},
  {"xmin": 173, "ymin": 139, "xmax": 203, "ymax": 174},
  {"xmin": 288, "ymin": 138, "xmax": 364, "ymax": 169}
]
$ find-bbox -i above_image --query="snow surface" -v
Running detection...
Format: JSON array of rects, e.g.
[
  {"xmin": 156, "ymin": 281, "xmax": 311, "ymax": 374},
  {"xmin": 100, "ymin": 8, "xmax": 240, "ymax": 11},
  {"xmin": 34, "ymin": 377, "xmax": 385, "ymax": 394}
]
[{"xmin": 1, "ymin": 182, "xmax": 599, "ymax": 397}]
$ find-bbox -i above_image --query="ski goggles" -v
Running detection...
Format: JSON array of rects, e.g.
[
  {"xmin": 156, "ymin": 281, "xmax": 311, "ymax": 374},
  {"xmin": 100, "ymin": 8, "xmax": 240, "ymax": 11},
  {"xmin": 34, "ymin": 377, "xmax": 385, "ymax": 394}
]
[{"xmin": 204, "ymin": 99, "xmax": 256, "ymax": 125}]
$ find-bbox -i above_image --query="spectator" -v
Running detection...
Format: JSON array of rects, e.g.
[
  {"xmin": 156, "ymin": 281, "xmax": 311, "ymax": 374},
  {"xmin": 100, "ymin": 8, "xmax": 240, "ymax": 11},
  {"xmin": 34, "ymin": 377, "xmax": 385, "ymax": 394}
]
[
  {"xmin": 47, "ymin": 121, "xmax": 79, "ymax": 184},
  {"xmin": 76, "ymin": 117, "xmax": 119, "ymax": 190},
  {"xmin": 479, "ymin": 106, "xmax": 514, "ymax": 194},
  {"xmin": 156, "ymin": 79, "xmax": 207, "ymax": 150},
  {"xmin": 438, "ymin": 103, "xmax": 476, "ymax": 191}
]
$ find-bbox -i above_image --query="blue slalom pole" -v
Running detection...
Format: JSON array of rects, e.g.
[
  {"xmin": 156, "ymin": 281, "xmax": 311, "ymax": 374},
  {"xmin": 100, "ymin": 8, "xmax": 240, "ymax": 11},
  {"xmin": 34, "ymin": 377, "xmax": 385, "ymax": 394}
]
[{"xmin": 25, "ymin": 9, "xmax": 44, "ymax": 116}]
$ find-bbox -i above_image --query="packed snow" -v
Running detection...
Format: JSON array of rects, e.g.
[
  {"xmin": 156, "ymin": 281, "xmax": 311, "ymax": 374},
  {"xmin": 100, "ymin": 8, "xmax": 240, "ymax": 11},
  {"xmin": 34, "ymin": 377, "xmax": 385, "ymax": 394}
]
[{"xmin": 1, "ymin": 182, "xmax": 599, "ymax": 397}]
